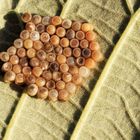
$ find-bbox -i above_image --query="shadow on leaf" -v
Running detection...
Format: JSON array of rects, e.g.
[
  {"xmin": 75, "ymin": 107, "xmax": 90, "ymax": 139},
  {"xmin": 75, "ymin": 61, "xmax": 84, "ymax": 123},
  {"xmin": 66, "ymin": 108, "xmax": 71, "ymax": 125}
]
[
  {"xmin": 133, "ymin": 132, "xmax": 140, "ymax": 140},
  {"xmin": 133, "ymin": 0, "xmax": 140, "ymax": 13},
  {"xmin": 0, "ymin": 11, "xmax": 23, "ymax": 52},
  {"xmin": 12, "ymin": 0, "xmax": 19, "ymax": 9},
  {"xmin": 0, "ymin": 11, "xmax": 24, "ymax": 92},
  {"xmin": 0, "ymin": 11, "xmax": 23, "ymax": 138}
]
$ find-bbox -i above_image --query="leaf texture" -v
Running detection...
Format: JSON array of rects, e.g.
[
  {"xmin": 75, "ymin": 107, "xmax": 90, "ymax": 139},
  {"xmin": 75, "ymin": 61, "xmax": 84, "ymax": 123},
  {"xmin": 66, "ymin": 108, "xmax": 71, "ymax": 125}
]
[
  {"xmin": 3, "ymin": 0, "xmax": 134, "ymax": 140},
  {"xmin": 0, "ymin": 0, "xmax": 139, "ymax": 140},
  {"xmin": 0, "ymin": 81, "xmax": 22, "ymax": 139},
  {"xmin": 15, "ymin": 0, "xmax": 64, "ymax": 16},
  {"xmin": 71, "ymin": 8, "xmax": 140, "ymax": 140},
  {"xmin": 126, "ymin": 0, "xmax": 140, "ymax": 14},
  {"xmin": 0, "ymin": 0, "xmax": 23, "ymax": 138},
  {"xmin": 0, "ymin": 0, "xmax": 64, "ymax": 139},
  {"xmin": 61, "ymin": 0, "xmax": 131, "ymax": 91}
]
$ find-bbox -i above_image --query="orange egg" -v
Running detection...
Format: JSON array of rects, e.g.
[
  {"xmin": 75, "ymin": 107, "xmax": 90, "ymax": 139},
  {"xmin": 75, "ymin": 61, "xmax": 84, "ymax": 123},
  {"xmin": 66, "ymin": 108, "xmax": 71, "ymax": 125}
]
[
  {"xmin": 86, "ymin": 31, "xmax": 96, "ymax": 41},
  {"xmin": 85, "ymin": 58, "xmax": 96, "ymax": 69}
]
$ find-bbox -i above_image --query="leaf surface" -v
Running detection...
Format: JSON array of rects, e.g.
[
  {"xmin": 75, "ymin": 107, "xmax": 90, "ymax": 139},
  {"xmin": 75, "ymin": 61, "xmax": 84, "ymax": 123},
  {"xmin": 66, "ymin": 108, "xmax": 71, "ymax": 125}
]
[
  {"xmin": 71, "ymin": 8, "xmax": 140, "ymax": 140},
  {"xmin": 126, "ymin": 0, "xmax": 140, "ymax": 14},
  {"xmin": 60, "ymin": 0, "xmax": 130, "ymax": 92},
  {"xmin": 2, "ymin": 0, "xmax": 133, "ymax": 140},
  {"xmin": 0, "ymin": 81, "xmax": 22, "ymax": 139},
  {"xmin": 0, "ymin": 0, "xmax": 139, "ymax": 140},
  {"xmin": 0, "ymin": 0, "xmax": 23, "ymax": 138},
  {"xmin": 15, "ymin": 0, "xmax": 64, "ymax": 16},
  {"xmin": 0, "ymin": 0, "xmax": 64, "ymax": 139}
]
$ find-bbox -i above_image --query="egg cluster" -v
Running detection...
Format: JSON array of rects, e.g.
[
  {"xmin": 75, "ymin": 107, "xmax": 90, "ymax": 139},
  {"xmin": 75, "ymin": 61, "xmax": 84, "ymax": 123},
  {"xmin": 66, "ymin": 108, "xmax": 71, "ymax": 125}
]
[{"xmin": 0, "ymin": 12, "xmax": 103, "ymax": 101}]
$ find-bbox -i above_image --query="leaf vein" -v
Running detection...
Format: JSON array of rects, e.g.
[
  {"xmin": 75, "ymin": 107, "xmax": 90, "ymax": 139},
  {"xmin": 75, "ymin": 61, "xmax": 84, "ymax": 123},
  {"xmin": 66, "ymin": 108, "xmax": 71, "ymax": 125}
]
[
  {"xmin": 15, "ymin": 125, "xmax": 34, "ymax": 140},
  {"xmin": 69, "ymin": 98, "xmax": 83, "ymax": 111},
  {"xmin": 88, "ymin": 0, "xmax": 128, "ymax": 17},
  {"xmin": 90, "ymin": 125, "xmax": 113, "ymax": 140},
  {"xmin": 20, "ymin": 116, "xmax": 59, "ymax": 140},
  {"xmin": 103, "ymin": 85, "xmax": 140, "ymax": 132},
  {"xmin": 99, "ymin": 113, "xmax": 128, "ymax": 140},
  {"xmin": 29, "ymin": 108, "xmax": 71, "ymax": 137},
  {"xmin": 50, "ymin": 102, "xmax": 77, "ymax": 124},
  {"xmin": 118, "ymin": 53, "xmax": 140, "ymax": 71},
  {"xmin": 77, "ymin": 14, "xmax": 114, "ymax": 45}
]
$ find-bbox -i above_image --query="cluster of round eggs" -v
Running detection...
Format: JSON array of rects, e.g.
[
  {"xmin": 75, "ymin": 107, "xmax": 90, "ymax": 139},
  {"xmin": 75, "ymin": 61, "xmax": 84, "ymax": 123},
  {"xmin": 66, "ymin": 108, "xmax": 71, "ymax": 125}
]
[{"xmin": 0, "ymin": 12, "xmax": 103, "ymax": 101}]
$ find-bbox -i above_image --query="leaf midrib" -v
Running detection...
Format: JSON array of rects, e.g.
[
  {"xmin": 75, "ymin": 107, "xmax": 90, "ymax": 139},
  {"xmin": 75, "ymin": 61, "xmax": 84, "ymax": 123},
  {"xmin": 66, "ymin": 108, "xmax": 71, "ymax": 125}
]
[
  {"xmin": 70, "ymin": 8, "xmax": 140, "ymax": 140},
  {"xmin": 2, "ymin": 0, "xmax": 139, "ymax": 139}
]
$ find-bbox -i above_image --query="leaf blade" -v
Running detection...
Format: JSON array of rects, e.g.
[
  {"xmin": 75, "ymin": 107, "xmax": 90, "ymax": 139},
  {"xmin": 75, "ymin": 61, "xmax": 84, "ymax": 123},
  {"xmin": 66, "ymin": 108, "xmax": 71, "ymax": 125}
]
[
  {"xmin": 0, "ymin": 0, "xmax": 64, "ymax": 138},
  {"xmin": 71, "ymin": 8, "xmax": 140, "ymax": 140},
  {"xmin": 2, "ymin": 0, "xmax": 140, "ymax": 140},
  {"xmin": 3, "ymin": 0, "xmax": 133, "ymax": 140},
  {"xmin": 0, "ymin": 1, "xmax": 23, "ymax": 137},
  {"xmin": 15, "ymin": 0, "xmax": 64, "ymax": 16},
  {"xmin": 0, "ymin": 81, "xmax": 22, "ymax": 138},
  {"xmin": 126, "ymin": 0, "xmax": 140, "ymax": 14}
]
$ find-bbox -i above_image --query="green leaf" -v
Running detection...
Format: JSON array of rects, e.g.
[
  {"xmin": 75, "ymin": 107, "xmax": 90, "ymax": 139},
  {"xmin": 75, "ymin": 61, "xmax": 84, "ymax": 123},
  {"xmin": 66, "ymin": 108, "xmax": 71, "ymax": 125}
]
[
  {"xmin": 0, "ymin": 0, "xmax": 139, "ymax": 139},
  {"xmin": 71, "ymin": 9, "xmax": 140, "ymax": 140}
]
